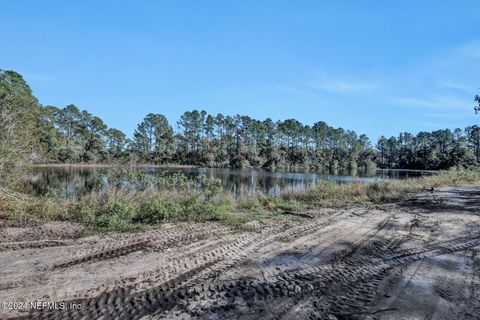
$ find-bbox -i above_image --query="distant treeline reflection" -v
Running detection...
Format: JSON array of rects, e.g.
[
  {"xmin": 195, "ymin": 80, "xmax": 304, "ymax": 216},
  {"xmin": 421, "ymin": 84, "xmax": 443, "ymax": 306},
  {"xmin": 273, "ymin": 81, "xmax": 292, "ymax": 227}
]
[{"xmin": 23, "ymin": 166, "xmax": 435, "ymax": 198}]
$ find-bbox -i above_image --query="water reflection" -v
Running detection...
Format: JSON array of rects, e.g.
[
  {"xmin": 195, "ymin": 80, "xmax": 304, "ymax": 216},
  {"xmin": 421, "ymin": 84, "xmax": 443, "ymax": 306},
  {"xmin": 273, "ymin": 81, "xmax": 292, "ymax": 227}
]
[{"xmin": 23, "ymin": 166, "xmax": 436, "ymax": 198}]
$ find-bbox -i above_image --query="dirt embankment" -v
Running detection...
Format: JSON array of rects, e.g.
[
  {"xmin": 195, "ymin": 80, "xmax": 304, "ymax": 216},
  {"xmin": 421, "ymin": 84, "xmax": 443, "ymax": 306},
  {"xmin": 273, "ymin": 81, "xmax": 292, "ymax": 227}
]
[{"xmin": 1, "ymin": 187, "xmax": 480, "ymax": 320}]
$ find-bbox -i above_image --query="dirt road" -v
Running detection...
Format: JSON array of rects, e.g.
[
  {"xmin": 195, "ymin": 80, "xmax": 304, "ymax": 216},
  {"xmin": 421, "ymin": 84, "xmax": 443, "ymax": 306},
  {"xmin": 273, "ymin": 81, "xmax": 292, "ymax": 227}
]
[{"xmin": 1, "ymin": 187, "xmax": 480, "ymax": 319}]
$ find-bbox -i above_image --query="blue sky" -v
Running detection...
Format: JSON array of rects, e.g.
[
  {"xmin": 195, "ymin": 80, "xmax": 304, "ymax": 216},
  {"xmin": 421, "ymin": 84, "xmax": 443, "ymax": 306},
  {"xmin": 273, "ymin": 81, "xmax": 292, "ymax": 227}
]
[{"xmin": 1, "ymin": 0, "xmax": 479, "ymax": 141}]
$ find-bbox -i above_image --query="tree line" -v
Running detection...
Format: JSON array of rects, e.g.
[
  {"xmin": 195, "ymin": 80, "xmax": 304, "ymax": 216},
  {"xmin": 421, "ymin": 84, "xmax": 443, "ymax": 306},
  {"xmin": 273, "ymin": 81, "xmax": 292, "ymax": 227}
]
[{"xmin": 2, "ymin": 69, "xmax": 480, "ymax": 177}]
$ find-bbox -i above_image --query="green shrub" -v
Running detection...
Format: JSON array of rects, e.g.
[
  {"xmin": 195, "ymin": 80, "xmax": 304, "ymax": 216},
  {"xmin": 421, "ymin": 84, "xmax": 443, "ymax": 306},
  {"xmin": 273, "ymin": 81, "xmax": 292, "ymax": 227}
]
[
  {"xmin": 134, "ymin": 197, "xmax": 182, "ymax": 224},
  {"xmin": 85, "ymin": 201, "xmax": 138, "ymax": 232}
]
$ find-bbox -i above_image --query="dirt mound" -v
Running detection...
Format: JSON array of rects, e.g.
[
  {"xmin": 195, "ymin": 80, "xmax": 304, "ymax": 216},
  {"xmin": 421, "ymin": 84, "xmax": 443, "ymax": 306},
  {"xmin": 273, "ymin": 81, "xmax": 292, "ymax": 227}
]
[{"xmin": 0, "ymin": 220, "xmax": 84, "ymax": 244}]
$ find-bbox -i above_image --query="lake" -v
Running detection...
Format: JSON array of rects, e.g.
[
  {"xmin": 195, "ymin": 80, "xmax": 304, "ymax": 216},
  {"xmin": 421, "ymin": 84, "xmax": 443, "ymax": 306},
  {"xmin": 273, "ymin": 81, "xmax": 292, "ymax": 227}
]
[{"xmin": 23, "ymin": 166, "xmax": 437, "ymax": 198}]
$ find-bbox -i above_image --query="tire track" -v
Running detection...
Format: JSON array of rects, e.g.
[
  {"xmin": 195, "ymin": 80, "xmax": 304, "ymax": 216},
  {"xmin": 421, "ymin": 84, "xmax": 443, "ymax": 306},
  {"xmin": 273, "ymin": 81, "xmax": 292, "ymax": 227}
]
[
  {"xmin": 20, "ymin": 212, "xmax": 347, "ymax": 320},
  {"xmin": 49, "ymin": 224, "xmax": 236, "ymax": 270},
  {"xmin": 52, "ymin": 240, "xmax": 150, "ymax": 269},
  {"xmin": 170, "ymin": 234, "xmax": 480, "ymax": 319},
  {"xmin": 267, "ymin": 213, "xmax": 402, "ymax": 320}
]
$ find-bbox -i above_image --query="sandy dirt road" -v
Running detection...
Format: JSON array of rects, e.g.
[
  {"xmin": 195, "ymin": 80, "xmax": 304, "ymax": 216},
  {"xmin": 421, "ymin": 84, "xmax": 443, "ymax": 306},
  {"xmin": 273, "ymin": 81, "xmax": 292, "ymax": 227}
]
[{"xmin": 1, "ymin": 187, "xmax": 479, "ymax": 319}]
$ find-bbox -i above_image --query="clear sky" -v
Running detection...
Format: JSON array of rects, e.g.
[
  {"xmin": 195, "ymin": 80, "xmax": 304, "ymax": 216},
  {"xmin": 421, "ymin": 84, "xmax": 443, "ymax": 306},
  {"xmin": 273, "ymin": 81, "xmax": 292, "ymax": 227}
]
[{"xmin": 1, "ymin": 0, "xmax": 479, "ymax": 141}]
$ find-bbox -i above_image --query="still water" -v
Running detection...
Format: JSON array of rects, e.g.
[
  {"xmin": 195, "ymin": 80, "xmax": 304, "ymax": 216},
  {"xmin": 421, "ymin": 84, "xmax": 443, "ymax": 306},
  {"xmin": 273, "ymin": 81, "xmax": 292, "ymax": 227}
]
[{"xmin": 23, "ymin": 166, "xmax": 436, "ymax": 198}]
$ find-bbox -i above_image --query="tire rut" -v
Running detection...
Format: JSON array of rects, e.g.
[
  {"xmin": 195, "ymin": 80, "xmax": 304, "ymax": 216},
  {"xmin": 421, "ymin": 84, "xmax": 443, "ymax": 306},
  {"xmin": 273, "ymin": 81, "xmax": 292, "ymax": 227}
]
[
  {"xmin": 52, "ymin": 239, "xmax": 150, "ymax": 269},
  {"xmin": 170, "ymin": 234, "xmax": 480, "ymax": 319},
  {"xmin": 20, "ymin": 212, "xmax": 347, "ymax": 320}
]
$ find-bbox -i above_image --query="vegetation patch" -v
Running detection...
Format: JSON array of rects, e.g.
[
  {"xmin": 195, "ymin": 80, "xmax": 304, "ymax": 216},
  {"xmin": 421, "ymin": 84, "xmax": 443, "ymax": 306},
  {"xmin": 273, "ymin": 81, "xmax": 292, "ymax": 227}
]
[
  {"xmin": 283, "ymin": 168, "xmax": 480, "ymax": 206},
  {"xmin": 1, "ymin": 168, "xmax": 479, "ymax": 232}
]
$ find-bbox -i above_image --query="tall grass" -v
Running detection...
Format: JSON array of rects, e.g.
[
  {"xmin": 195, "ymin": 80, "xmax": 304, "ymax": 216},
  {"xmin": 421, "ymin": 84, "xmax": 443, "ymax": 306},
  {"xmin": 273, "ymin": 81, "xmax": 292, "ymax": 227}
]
[
  {"xmin": 1, "ymin": 168, "xmax": 479, "ymax": 232},
  {"xmin": 1, "ymin": 168, "xmax": 238, "ymax": 232},
  {"xmin": 282, "ymin": 168, "xmax": 480, "ymax": 206}
]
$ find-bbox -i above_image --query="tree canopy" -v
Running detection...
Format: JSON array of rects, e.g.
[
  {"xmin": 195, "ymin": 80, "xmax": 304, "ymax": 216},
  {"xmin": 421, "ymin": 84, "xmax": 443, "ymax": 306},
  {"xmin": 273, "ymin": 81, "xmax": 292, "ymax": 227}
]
[
  {"xmin": 0, "ymin": 69, "xmax": 40, "ymax": 186},
  {"xmin": 1, "ymin": 69, "xmax": 479, "ymax": 176}
]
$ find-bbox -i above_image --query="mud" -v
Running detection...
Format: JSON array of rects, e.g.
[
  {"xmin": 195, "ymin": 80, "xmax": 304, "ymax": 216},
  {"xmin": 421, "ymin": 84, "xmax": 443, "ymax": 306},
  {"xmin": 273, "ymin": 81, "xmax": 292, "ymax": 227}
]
[{"xmin": 1, "ymin": 187, "xmax": 479, "ymax": 319}]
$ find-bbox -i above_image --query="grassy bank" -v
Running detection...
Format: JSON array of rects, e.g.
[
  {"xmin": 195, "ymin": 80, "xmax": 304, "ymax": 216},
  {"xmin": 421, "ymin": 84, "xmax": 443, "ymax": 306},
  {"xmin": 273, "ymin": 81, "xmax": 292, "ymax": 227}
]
[
  {"xmin": 283, "ymin": 168, "xmax": 480, "ymax": 206},
  {"xmin": 1, "ymin": 168, "xmax": 479, "ymax": 232}
]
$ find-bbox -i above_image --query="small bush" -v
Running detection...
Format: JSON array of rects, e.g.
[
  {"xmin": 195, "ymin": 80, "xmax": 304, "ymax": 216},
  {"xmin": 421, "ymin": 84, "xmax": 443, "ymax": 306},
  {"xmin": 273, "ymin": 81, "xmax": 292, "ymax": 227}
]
[
  {"xmin": 86, "ymin": 202, "xmax": 137, "ymax": 232},
  {"xmin": 134, "ymin": 197, "xmax": 182, "ymax": 224}
]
